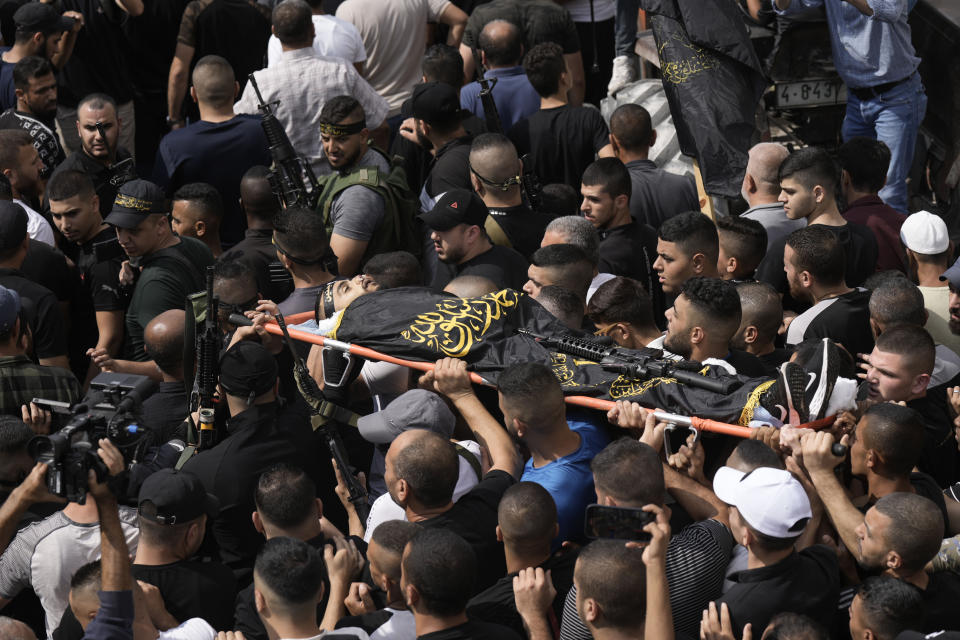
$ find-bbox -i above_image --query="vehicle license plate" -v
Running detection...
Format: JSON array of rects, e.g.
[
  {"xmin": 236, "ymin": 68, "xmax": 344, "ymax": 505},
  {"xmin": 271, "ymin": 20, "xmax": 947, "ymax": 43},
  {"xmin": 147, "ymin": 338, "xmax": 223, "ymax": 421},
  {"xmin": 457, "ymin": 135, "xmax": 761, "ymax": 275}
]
[{"xmin": 775, "ymin": 80, "xmax": 847, "ymax": 108}]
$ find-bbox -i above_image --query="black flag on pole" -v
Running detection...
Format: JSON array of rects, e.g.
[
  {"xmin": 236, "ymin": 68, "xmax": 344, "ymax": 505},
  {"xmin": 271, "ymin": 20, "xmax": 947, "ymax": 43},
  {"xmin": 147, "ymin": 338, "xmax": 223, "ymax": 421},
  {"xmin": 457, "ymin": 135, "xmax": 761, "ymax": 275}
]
[{"xmin": 640, "ymin": 0, "xmax": 767, "ymax": 198}]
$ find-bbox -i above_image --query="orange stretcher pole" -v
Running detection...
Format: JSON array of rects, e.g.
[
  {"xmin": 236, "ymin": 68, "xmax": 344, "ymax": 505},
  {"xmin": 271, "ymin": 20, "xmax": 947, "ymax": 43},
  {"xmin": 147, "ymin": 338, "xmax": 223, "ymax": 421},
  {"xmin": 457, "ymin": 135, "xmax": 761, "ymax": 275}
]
[{"xmin": 259, "ymin": 314, "xmax": 835, "ymax": 437}]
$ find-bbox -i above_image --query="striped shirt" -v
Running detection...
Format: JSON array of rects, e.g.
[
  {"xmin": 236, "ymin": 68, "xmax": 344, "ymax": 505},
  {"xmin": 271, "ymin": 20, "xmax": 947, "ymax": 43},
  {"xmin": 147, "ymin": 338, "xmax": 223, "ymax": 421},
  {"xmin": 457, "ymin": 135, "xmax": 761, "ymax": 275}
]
[
  {"xmin": 0, "ymin": 507, "xmax": 139, "ymax": 638},
  {"xmin": 559, "ymin": 519, "xmax": 734, "ymax": 640}
]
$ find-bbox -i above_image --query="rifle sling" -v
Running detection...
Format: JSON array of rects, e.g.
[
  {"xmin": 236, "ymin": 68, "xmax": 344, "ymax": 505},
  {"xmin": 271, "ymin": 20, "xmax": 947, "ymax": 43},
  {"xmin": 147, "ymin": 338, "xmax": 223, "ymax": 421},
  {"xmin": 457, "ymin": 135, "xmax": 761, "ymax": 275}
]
[
  {"xmin": 309, "ymin": 399, "xmax": 361, "ymax": 430},
  {"xmin": 484, "ymin": 215, "xmax": 512, "ymax": 249}
]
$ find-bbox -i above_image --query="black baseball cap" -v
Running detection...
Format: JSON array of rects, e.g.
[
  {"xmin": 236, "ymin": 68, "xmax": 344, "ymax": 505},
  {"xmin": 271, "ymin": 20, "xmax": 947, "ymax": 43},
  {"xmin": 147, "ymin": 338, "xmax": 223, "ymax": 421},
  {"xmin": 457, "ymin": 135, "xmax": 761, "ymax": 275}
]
[
  {"xmin": 0, "ymin": 201, "xmax": 28, "ymax": 251},
  {"xmin": 411, "ymin": 81, "xmax": 468, "ymax": 126},
  {"xmin": 419, "ymin": 189, "xmax": 489, "ymax": 231},
  {"xmin": 218, "ymin": 341, "xmax": 279, "ymax": 402},
  {"xmin": 138, "ymin": 469, "xmax": 219, "ymax": 525},
  {"xmin": 105, "ymin": 179, "xmax": 168, "ymax": 229},
  {"xmin": 14, "ymin": 4, "xmax": 75, "ymax": 34}
]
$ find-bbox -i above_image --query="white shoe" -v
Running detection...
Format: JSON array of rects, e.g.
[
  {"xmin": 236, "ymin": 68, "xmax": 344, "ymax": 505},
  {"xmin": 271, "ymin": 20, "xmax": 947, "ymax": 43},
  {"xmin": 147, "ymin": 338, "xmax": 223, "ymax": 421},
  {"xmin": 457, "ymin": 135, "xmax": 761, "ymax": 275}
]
[{"xmin": 608, "ymin": 55, "xmax": 638, "ymax": 96}]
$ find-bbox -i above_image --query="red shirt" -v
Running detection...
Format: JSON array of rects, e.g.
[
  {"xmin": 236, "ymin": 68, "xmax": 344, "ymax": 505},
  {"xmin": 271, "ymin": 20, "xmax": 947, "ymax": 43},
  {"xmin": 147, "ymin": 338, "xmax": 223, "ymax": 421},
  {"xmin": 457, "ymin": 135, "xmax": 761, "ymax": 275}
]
[{"xmin": 843, "ymin": 195, "xmax": 907, "ymax": 273}]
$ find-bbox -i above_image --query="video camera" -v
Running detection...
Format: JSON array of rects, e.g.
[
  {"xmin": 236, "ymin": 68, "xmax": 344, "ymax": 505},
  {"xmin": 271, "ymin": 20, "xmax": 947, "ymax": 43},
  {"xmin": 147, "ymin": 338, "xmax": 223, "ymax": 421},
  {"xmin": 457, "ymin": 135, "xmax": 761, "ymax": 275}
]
[{"xmin": 28, "ymin": 372, "xmax": 156, "ymax": 503}]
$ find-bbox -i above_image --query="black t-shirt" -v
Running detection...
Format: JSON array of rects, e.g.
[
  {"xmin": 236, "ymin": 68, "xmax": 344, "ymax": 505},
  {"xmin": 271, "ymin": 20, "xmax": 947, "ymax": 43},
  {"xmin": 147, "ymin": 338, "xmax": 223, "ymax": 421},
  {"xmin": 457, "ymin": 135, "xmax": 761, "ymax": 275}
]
[
  {"xmin": 429, "ymin": 244, "xmax": 529, "ymax": 292},
  {"xmin": 421, "ymin": 470, "xmax": 516, "ymax": 593},
  {"xmin": 58, "ymin": 0, "xmax": 133, "ymax": 106},
  {"xmin": 219, "ymin": 228, "xmax": 293, "ymax": 303},
  {"xmin": 140, "ymin": 381, "xmax": 189, "ymax": 443},
  {"xmin": 62, "ymin": 226, "xmax": 127, "ymax": 312},
  {"xmin": 718, "ymin": 545, "xmax": 840, "ymax": 638},
  {"xmin": 132, "ymin": 558, "xmax": 237, "ymax": 630},
  {"xmin": 418, "ymin": 620, "xmax": 523, "ymax": 640},
  {"xmin": 423, "ymin": 136, "xmax": 474, "ymax": 204},
  {"xmin": 51, "ymin": 148, "xmax": 135, "ymax": 217},
  {"xmin": 757, "ymin": 347, "xmax": 793, "ymax": 377},
  {"xmin": 462, "ymin": 0, "xmax": 580, "ymax": 54},
  {"xmin": 858, "ymin": 472, "xmax": 949, "ymax": 539},
  {"xmin": 466, "ymin": 549, "xmax": 576, "ymax": 637},
  {"xmin": 922, "ymin": 570, "xmax": 960, "ymax": 633},
  {"xmin": 625, "ymin": 159, "xmax": 700, "ymax": 230},
  {"xmin": 0, "ymin": 109, "xmax": 65, "ymax": 178},
  {"xmin": 0, "ymin": 268, "xmax": 67, "ymax": 359},
  {"xmin": 152, "ymin": 115, "xmax": 271, "ymax": 245},
  {"xmin": 121, "ymin": 0, "xmax": 190, "ymax": 94},
  {"xmin": 907, "ymin": 390, "xmax": 957, "ymax": 488},
  {"xmin": 755, "ymin": 222, "xmax": 879, "ymax": 294},
  {"xmin": 597, "ymin": 220, "xmax": 664, "ymax": 319},
  {"xmin": 486, "ymin": 204, "xmax": 555, "ymax": 261},
  {"xmin": 725, "ymin": 349, "xmax": 770, "ymax": 378},
  {"xmin": 786, "ymin": 288, "xmax": 874, "ymax": 359},
  {"xmin": 509, "ymin": 105, "xmax": 609, "ymax": 190}
]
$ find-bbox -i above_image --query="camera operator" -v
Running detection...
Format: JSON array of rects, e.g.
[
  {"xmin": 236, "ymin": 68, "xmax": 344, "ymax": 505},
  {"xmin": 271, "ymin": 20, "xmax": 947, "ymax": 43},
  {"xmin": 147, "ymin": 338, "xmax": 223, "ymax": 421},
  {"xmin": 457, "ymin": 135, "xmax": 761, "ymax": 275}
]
[
  {"xmin": 0, "ymin": 285, "xmax": 80, "ymax": 417},
  {"xmin": 0, "ymin": 439, "xmax": 138, "ymax": 635}
]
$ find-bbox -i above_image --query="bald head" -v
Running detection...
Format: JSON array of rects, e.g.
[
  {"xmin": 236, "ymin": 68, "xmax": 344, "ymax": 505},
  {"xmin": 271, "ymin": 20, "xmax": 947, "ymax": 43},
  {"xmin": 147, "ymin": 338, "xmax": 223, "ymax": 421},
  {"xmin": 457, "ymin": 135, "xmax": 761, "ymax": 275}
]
[
  {"xmin": 444, "ymin": 274, "xmax": 498, "ymax": 298},
  {"xmin": 241, "ymin": 165, "xmax": 280, "ymax": 223},
  {"xmin": 389, "ymin": 429, "xmax": 459, "ymax": 509},
  {"xmin": 479, "ymin": 19, "xmax": 523, "ymax": 68},
  {"xmin": 746, "ymin": 143, "xmax": 789, "ymax": 197},
  {"xmin": 145, "ymin": 309, "xmax": 186, "ymax": 378},
  {"xmin": 0, "ymin": 617, "xmax": 37, "ymax": 640},
  {"xmin": 469, "ymin": 133, "xmax": 521, "ymax": 187},
  {"xmin": 192, "ymin": 55, "xmax": 237, "ymax": 108}
]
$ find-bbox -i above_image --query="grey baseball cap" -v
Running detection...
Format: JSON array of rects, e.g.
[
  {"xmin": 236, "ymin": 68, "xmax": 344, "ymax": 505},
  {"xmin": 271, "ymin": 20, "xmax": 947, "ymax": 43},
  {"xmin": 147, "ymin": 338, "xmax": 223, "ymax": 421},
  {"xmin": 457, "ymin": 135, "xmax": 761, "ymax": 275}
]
[
  {"xmin": 940, "ymin": 256, "xmax": 960, "ymax": 289},
  {"xmin": 357, "ymin": 389, "xmax": 456, "ymax": 444}
]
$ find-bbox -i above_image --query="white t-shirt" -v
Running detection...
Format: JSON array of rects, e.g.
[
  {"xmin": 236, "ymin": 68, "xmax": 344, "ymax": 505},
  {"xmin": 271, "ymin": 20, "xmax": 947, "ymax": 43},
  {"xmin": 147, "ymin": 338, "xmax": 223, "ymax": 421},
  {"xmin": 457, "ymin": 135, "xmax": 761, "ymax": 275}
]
[
  {"xmin": 587, "ymin": 272, "xmax": 616, "ymax": 304},
  {"xmin": 338, "ymin": 608, "xmax": 415, "ymax": 640},
  {"xmin": 336, "ymin": 0, "xmax": 451, "ymax": 116},
  {"xmin": 364, "ymin": 440, "xmax": 482, "ymax": 542},
  {"xmin": 159, "ymin": 618, "xmax": 216, "ymax": 640},
  {"xmin": 14, "ymin": 198, "xmax": 55, "ymax": 246},
  {"xmin": 559, "ymin": 0, "xmax": 615, "ymax": 23},
  {"xmin": 267, "ymin": 14, "xmax": 367, "ymax": 68}
]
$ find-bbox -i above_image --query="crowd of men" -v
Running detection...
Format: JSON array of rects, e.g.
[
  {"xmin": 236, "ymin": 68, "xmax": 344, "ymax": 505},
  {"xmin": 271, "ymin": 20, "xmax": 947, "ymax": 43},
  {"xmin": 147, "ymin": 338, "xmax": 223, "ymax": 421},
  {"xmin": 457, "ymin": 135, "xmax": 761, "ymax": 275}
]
[{"xmin": 0, "ymin": 0, "xmax": 956, "ymax": 639}]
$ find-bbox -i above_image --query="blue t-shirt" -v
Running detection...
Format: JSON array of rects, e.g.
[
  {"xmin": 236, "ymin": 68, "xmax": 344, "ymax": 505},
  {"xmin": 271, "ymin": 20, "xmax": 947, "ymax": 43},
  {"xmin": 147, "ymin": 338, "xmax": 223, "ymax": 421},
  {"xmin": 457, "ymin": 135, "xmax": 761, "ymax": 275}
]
[
  {"xmin": 0, "ymin": 47, "xmax": 14, "ymax": 112},
  {"xmin": 152, "ymin": 114, "xmax": 270, "ymax": 245},
  {"xmin": 521, "ymin": 418, "xmax": 610, "ymax": 545},
  {"xmin": 460, "ymin": 66, "xmax": 541, "ymax": 133}
]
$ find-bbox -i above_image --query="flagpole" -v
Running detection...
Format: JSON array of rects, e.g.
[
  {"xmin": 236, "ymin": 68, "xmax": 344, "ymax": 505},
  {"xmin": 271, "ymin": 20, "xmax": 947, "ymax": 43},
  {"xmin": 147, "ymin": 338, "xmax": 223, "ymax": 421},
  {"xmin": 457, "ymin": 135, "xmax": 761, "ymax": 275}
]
[{"xmin": 693, "ymin": 158, "xmax": 716, "ymax": 221}]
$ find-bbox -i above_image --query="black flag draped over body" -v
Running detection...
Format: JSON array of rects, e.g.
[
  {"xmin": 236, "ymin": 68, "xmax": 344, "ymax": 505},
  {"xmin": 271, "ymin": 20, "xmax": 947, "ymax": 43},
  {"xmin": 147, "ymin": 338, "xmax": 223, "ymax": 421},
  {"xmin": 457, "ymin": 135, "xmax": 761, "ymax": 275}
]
[
  {"xmin": 330, "ymin": 288, "xmax": 777, "ymax": 425},
  {"xmin": 640, "ymin": 0, "xmax": 767, "ymax": 197}
]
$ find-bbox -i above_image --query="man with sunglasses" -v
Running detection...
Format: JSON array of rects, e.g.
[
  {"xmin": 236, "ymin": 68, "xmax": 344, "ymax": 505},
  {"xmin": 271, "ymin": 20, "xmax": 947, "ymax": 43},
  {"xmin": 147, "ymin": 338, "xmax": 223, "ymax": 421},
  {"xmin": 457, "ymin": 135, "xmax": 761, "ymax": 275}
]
[{"xmin": 468, "ymin": 133, "xmax": 553, "ymax": 261}]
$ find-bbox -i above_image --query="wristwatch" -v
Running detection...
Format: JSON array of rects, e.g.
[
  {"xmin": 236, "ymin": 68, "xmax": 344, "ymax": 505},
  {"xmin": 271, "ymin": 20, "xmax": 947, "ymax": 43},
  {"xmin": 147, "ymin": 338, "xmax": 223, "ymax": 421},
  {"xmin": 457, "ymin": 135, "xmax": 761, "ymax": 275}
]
[{"xmin": 165, "ymin": 116, "xmax": 185, "ymax": 126}]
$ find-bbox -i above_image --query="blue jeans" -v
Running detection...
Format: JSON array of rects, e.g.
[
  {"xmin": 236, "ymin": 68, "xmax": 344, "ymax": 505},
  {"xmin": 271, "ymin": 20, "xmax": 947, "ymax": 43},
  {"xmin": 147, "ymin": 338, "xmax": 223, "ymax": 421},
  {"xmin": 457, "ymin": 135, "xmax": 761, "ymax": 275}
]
[
  {"xmin": 841, "ymin": 71, "xmax": 927, "ymax": 214},
  {"xmin": 615, "ymin": 0, "xmax": 640, "ymax": 57}
]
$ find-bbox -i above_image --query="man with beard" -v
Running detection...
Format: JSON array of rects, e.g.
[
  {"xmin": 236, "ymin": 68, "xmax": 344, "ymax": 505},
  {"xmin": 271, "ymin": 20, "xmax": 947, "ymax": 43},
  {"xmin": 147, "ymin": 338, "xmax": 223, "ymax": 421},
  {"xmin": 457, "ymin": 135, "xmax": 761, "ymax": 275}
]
[
  {"xmin": 0, "ymin": 56, "xmax": 64, "ymax": 178},
  {"xmin": 941, "ymin": 257, "xmax": 960, "ymax": 341},
  {"xmin": 317, "ymin": 96, "xmax": 394, "ymax": 277},
  {"xmin": 783, "ymin": 225, "xmax": 874, "ymax": 358},
  {"xmin": 419, "ymin": 188, "xmax": 527, "ymax": 291},
  {"xmin": 826, "ymin": 489, "xmax": 959, "ymax": 633},
  {"xmin": 662, "ymin": 276, "xmax": 767, "ymax": 377},
  {"xmin": 51, "ymin": 93, "xmax": 133, "ymax": 216}
]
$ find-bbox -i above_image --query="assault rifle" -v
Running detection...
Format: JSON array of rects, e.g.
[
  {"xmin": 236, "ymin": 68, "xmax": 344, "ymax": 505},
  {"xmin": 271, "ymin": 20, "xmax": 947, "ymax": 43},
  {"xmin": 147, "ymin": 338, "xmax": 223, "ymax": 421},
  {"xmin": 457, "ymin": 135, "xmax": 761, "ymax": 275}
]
[
  {"xmin": 248, "ymin": 74, "xmax": 321, "ymax": 210},
  {"xmin": 472, "ymin": 47, "xmax": 503, "ymax": 134},
  {"xmin": 518, "ymin": 329, "xmax": 743, "ymax": 395},
  {"xmin": 229, "ymin": 312, "xmax": 370, "ymax": 522},
  {"xmin": 190, "ymin": 266, "xmax": 219, "ymax": 450}
]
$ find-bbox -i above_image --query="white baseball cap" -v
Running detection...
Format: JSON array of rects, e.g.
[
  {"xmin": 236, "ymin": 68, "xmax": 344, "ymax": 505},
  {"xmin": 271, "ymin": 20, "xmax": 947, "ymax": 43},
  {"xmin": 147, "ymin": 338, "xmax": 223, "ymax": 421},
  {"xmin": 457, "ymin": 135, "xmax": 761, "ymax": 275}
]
[
  {"xmin": 900, "ymin": 210, "xmax": 949, "ymax": 255},
  {"xmin": 713, "ymin": 466, "xmax": 812, "ymax": 538}
]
